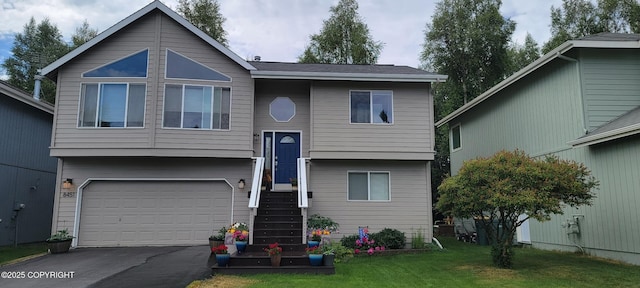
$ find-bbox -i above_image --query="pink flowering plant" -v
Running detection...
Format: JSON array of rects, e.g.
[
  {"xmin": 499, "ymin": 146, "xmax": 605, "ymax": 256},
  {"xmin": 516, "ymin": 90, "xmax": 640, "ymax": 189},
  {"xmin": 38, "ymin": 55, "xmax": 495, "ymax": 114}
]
[{"xmin": 354, "ymin": 236, "xmax": 385, "ymax": 255}]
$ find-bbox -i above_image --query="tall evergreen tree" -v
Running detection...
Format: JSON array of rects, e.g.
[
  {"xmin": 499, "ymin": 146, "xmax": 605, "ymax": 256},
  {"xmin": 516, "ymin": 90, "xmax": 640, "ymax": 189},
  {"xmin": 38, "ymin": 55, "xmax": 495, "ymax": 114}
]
[
  {"xmin": 506, "ymin": 33, "xmax": 541, "ymax": 76},
  {"xmin": 177, "ymin": 0, "xmax": 228, "ymax": 46},
  {"xmin": 1, "ymin": 17, "xmax": 69, "ymax": 103},
  {"xmin": 298, "ymin": 0, "xmax": 383, "ymax": 64},
  {"xmin": 543, "ymin": 0, "xmax": 640, "ymax": 53}
]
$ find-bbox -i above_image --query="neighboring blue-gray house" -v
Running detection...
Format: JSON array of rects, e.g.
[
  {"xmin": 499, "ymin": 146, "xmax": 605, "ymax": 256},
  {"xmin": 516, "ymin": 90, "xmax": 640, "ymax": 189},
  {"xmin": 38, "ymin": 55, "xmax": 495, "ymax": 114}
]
[
  {"xmin": 436, "ymin": 33, "xmax": 640, "ymax": 265},
  {"xmin": 0, "ymin": 80, "xmax": 57, "ymax": 246}
]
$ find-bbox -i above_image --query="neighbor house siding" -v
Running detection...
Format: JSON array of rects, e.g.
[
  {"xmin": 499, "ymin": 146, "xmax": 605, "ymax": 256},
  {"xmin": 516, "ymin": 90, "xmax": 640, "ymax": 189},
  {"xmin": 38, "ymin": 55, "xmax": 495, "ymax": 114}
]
[
  {"xmin": 0, "ymin": 95, "xmax": 56, "ymax": 245},
  {"xmin": 450, "ymin": 59, "xmax": 584, "ymax": 172},
  {"xmin": 50, "ymin": 11, "xmax": 253, "ymax": 158},
  {"xmin": 580, "ymin": 49, "xmax": 640, "ymax": 131},
  {"xmin": 310, "ymin": 81, "xmax": 434, "ymax": 160},
  {"xmin": 253, "ymin": 79, "xmax": 311, "ymax": 157},
  {"xmin": 51, "ymin": 158, "xmax": 253, "ymax": 236},
  {"xmin": 308, "ymin": 160, "xmax": 432, "ymax": 244}
]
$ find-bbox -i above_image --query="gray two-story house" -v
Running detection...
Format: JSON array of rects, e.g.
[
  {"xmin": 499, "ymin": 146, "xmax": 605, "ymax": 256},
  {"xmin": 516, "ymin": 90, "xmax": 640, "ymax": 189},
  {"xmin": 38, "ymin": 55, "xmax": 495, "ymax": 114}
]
[
  {"xmin": 41, "ymin": 0, "xmax": 446, "ymax": 247},
  {"xmin": 436, "ymin": 33, "xmax": 640, "ymax": 265}
]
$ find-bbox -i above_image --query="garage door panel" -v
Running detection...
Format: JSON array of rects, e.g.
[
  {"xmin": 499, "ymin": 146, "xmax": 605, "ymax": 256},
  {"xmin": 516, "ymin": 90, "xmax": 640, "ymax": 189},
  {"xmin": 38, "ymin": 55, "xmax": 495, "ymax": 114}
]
[{"xmin": 78, "ymin": 181, "xmax": 231, "ymax": 246}]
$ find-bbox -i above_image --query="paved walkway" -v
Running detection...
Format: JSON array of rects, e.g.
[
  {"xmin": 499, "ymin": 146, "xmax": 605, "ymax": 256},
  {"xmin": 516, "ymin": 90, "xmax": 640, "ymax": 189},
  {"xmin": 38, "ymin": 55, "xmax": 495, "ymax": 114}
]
[{"xmin": 0, "ymin": 246, "xmax": 213, "ymax": 288}]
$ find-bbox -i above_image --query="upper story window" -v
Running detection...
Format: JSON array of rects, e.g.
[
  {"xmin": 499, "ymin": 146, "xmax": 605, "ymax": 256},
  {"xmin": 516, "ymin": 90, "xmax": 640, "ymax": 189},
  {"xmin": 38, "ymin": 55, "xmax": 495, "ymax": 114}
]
[
  {"xmin": 163, "ymin": 84, "xmax": 231, "ymax": 130},
  {"xmin": 451, "ymin": 124, "xmax": 461, "ymax": 151},
  {"xmin": 165, "ymin": 49, "xmax": 231, "ymax": 81},
  {"xmin": 269, "ymin": 97, "xmax": 296, "ymax": 122},
  {"xmin": 348, "ymin": 171, "xmax": 390, "ymax": 201},
  {"xmin": 78, "ymin": 83, "xmax": 146, "ymax": 128},
  {"xmin": 350, "ymin": 90, "xmax": 393, "ymax": 124},
  {"xmin": 82, "ymin": 49, "xmax": 148, "ymax": 78}
]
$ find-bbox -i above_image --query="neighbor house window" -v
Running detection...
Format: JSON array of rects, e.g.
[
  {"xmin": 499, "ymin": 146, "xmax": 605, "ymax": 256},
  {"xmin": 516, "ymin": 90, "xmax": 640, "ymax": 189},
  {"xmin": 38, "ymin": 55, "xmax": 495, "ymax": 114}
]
[
  {"xmin": 78, "ymin": 83, "xmax": 146, "ymax": 127},
  {"xmin": 163, "ymin": 84, "xmax": 231, "ymax": 129},
  {"xmin": 451, "ymin": 124, "xmax": 461, "ymax": 151},
  {"xmin": 350, "ymin": 91, "xmax": 393, "ymax": 124},
  {"xmin": 348, "ymin": 172, "xmax": 390, "ymax": 201}
]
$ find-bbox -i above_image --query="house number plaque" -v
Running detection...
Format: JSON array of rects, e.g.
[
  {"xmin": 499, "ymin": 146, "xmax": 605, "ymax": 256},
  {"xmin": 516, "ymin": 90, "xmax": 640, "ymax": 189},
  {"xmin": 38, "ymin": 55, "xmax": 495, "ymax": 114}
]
[{"xmin": 62, "ymin": 192, "xmax": 76, "ymax": 198}]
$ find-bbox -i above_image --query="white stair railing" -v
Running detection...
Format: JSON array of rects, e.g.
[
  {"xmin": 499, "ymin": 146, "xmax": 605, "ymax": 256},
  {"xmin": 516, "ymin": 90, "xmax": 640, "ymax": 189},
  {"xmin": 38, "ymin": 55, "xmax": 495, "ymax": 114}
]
[
  {"xmin": 297, "ymin": 158, "xmax": 309, "ymax": 244},
  {"xmin": 248, "ymin": 157, "xmax": 265, "ymax": 245}
]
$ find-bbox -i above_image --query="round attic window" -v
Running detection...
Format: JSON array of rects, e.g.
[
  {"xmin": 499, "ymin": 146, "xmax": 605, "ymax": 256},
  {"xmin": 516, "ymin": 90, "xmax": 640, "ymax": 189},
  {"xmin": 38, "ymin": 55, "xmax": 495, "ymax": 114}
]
[{"xmin": 269, "ymin": 97, "xmax": 296, "ymax": 122}]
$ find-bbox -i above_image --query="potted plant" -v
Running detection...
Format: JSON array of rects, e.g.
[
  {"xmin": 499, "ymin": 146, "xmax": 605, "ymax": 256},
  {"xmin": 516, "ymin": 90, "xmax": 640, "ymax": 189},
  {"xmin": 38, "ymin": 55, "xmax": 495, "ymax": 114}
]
[
  {"xmin": 308, "ymin": 229, "xmax": 322, "ymax": 248},
  {"xmin": 321, "ymin": 243, "xmax": 336, "ymax": 267},
  {"xmin": 229, "ymin": 222, "xmax": 249, "ymax": 254},
  {"xmin": 264, "ymin": 242, "xmax": 283, "ymax": 267},
  {"xmin": 209, "ymin": 226, "xmax": 226, "ymax": 251},
  {"xmin": 211, "ymin": 244, "xmax": 230, "ymax": 267},
  {"xmin": 46, "ymin": 229, "xmax": 74, "ymax": 254},
  {"xmin": 305, "ymin": 245, "xmax": 323, "ymax": 266}
]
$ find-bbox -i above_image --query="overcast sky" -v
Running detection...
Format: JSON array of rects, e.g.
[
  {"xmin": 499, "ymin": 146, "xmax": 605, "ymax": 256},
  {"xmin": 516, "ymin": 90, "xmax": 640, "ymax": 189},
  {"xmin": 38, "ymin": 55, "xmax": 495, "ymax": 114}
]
[{"xmin": 1, "ymin": 0, "xmax": 574, "ymax": 79}]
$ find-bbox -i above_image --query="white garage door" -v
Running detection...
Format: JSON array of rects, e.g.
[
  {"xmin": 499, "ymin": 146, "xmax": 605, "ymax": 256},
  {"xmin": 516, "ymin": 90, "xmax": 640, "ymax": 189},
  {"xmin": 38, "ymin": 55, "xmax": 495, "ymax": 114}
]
[{"xmin": 78, "ymin": 181, "xmax": 231, "ymax": 247}]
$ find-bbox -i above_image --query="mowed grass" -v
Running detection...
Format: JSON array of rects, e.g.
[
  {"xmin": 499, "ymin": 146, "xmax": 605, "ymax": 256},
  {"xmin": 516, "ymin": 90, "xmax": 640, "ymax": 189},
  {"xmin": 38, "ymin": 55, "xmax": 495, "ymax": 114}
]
[
  {"xmin": 0, "ymin": 242, "xmax": 48, "ymax": 265},
  {"xmin": 191, "ymin": 238, "xmax": 640, "ymax": 288}
]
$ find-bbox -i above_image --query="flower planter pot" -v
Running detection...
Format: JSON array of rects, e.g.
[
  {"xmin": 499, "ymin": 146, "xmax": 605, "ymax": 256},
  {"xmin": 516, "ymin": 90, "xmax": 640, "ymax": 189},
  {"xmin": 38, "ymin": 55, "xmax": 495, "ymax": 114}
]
[
  {"xmin": 307, "ymin": 240, "xmax": 320, "ymax": 248},
  {"xmin": 209, "ymin": 239, "xmax": 223, "ymax": 251},
  {"xmin": 308, "ymin": 254, "xmax": 323, "ymax": 266},
  {"xmin": 215, "ymin": 254, "xmax": 230, "ymax": 267},
  {"xmin": 235, "ymin": 241, "xmax": 247, "ymax": 254},
  {"xmin": 323, "ymin": 254, "xmax": 335, "ymax": 266},
  {"xmin": 47, "ymin": 239, "xmax": 72, "ymax": 254},
  {"xmin": 270, "ymin": 254, "xmax": 282, "ymax": 267}
]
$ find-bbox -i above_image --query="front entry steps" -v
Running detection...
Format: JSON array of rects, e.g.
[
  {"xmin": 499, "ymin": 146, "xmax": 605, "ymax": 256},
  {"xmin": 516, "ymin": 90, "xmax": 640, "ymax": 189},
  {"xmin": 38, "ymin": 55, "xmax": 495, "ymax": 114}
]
[{"xmin": 211, "ymin": 191, "xmax": 334, "ymax": 275}]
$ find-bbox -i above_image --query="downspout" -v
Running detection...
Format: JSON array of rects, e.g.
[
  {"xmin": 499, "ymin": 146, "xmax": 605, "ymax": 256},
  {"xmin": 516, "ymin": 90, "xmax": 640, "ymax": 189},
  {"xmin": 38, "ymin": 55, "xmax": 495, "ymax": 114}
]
[
  {"xmin": 33, "ymin": 70, "xmax": 43, "ymax": 100},
  {"xmin": 556, "ymin": 53, "xmax": 588, "ymax": 134}
]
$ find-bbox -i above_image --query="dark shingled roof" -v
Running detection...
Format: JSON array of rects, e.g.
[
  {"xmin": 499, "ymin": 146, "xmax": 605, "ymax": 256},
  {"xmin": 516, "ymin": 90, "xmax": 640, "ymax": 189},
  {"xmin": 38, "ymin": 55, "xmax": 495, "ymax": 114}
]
[
  {"xmin": 580, "ymin": 106, "xmax": 640, "ymax": 139},
  {"xmin": 248, "ymin": 61, "xmax": 439, "ymax": 75},
  {"xmin": 578, "ymin": 32, "xmax": 640, "ymax": 41}
]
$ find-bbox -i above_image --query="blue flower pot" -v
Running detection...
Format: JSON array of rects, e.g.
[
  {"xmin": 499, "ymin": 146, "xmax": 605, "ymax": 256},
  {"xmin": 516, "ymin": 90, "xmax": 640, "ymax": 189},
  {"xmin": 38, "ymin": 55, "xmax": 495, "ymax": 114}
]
[
  {"xmin": 307, "ymin": 241, "xmax": 320, "ymax": 248},
  {"xmin": 235, "ymin": 241, "xmax": 247, "ymax": 254},
  {"xmin": 308, "ymin": 254, "xmax": 323, "ymax": 266},
  {"xmin": 216, "ymin": 254, "xmax": 230, "ymax": 267}
]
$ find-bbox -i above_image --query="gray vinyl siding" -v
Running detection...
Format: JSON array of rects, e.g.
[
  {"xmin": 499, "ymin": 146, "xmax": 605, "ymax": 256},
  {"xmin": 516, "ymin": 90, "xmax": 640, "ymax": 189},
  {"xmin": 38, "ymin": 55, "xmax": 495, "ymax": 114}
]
[
  {"xmin": 52, "ymin": 157, "xmax": 253, "ymax": 236},
  {"xmin": 0, "ymin": 95, "xmax": 56, "ymax": 245},
  {"xmin": 580, "ymin": 49, "xmax": 640, "ymax": 131},
  {"xmin": 253, "ymin": 79, "xmax": 311, "ymax": 157},
  {"xmin": 51, "ymin": 11, "xmax": 253, "ymax": 158},
  {"xmin": 308, "ymin": 160, "xmax": 432, "ymax": 245},
  {"xmin": 448, "ymin": 51, "xmax": 640, "ymax": 264},
  {"xmin": 310, "ymin": 81, "xmax": 434, "ymax": 160}
]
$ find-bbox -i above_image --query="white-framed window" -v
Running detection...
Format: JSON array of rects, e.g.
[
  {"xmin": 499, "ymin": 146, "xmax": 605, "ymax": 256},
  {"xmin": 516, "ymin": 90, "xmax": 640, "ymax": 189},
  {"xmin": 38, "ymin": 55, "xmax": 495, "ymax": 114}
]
[
  {"xmin": 163, "ymin": 84, "xmax": 231, "ymax": 129},
  {"xmin": 78, "ymin": 83, "xmax": 146, "ymax": 128},
  {"xmin": 350, "ymin": 90, "xmax": 393, "ymax": 124},
  {"xmin": 451, "ymin": 124, "xmax": 461, "ymax": 151},
  {"xmin": 348, "ymin": 171, "xmax": 390, "ymax": 201},
  {"xmin": 269, "ymin": 97, "xmax": 296, "ymax": 122}
]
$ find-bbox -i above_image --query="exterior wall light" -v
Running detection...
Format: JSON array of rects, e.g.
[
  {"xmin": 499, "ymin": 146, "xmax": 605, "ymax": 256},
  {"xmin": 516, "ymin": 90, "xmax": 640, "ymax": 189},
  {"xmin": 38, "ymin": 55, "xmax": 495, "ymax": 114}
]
[
  {"xmin": 62, "ymin": 179, "xmax": 73, "ymax": 189},
  {"xmin": 238, "ymin": 179, "xmax": 246, "ymax": 189}
]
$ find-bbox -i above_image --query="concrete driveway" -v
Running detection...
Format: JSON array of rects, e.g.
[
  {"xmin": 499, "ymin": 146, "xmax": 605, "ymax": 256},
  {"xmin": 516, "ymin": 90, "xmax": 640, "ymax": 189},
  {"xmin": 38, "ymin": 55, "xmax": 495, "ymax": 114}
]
[{"xmin": 0, "ymin": 245, "xmax": 214, "ymax": 288}]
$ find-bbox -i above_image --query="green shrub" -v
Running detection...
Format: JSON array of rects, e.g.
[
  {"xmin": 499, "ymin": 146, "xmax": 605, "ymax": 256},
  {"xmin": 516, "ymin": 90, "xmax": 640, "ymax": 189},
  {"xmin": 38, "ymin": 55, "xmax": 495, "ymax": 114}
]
[
  {"xmin": 322, "ymin": 242, "xmax": 354, "ymax": 263},
  {"xmin": 371, "ymin": 228, "xmax": 406, "ymax": 249},
  {"xmin": 340, "ymin": 234, "xmax": 360, "ymax": 249},
  {"xmin": 411, "ymin": 227, "xmax": 426, "ymax": 249}
]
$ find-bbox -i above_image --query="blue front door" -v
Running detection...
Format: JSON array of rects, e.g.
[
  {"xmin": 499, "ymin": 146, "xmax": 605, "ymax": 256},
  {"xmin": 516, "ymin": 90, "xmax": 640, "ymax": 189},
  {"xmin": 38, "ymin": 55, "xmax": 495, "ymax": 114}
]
[{"xmin": 274, "ymin": 132, "xmax": 300, "ymax": 184}]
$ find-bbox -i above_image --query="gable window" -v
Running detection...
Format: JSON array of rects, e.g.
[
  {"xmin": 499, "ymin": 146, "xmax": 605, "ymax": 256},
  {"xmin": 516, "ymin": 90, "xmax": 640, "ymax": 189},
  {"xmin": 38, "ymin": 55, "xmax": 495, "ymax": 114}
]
[
  {"xmin": 165, "ymin": 49, "xmax": 231, "ymax": 81},
  {"xmin": 78, "ymin": 83, "xmax": 146, "ymax": 128},
  {"xmin": 451, "ymin": 124, "xmax": 461, "ymax": 151},
  {"xmin": 348, "ymin": 171, "xmax": 390, "ymax": 201},
  {"xmin": 163, "ymin": 84, "xmax": 231, "ymax": 129},
  {"xmin": 350, "ymin": 91, "xmax": 393, "ymax": 124},
  {"xmin": 82, "ymin": 49, "xmax": 148, "ymax": 78}
]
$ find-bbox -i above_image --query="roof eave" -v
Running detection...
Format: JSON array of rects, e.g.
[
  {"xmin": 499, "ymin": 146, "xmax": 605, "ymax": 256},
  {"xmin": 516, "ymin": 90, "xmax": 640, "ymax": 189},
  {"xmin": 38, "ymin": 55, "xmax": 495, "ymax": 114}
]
[
  {"xmin": 41, "ymin": 1, "xmax": 254, "ymax": 78},
  {"xmin": 0, "ymin": 82, "xmax": 54, "ymax": 114},
  {"xmin": 250, "ymin": 71, "xmax": 448, "ymax": 82},
  {"xmin": 568, "ymin": 123, "xmax": 640, "ymax": 147},
  {"xmin": 434, "ymin": 41, "xmax": 576, "ymax": 127}
]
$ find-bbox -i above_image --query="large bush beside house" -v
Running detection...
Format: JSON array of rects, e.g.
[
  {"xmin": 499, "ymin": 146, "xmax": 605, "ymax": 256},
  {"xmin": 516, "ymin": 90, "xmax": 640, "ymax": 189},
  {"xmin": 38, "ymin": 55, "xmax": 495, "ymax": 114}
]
[{"xmin": 371, "ymin": 228, "xmax": 406, "ymax": 249}]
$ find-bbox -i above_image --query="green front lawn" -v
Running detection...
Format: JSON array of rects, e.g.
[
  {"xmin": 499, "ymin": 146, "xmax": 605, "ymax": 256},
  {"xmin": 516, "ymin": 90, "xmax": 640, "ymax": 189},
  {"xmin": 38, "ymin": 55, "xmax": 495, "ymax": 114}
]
[
  {"xmin": 192, "ymin": 238, "xmax": 640, "ymax": 288},
  {"xmin": 0, "ymin": 242, "xmax": 48, "ymax": 265}
]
